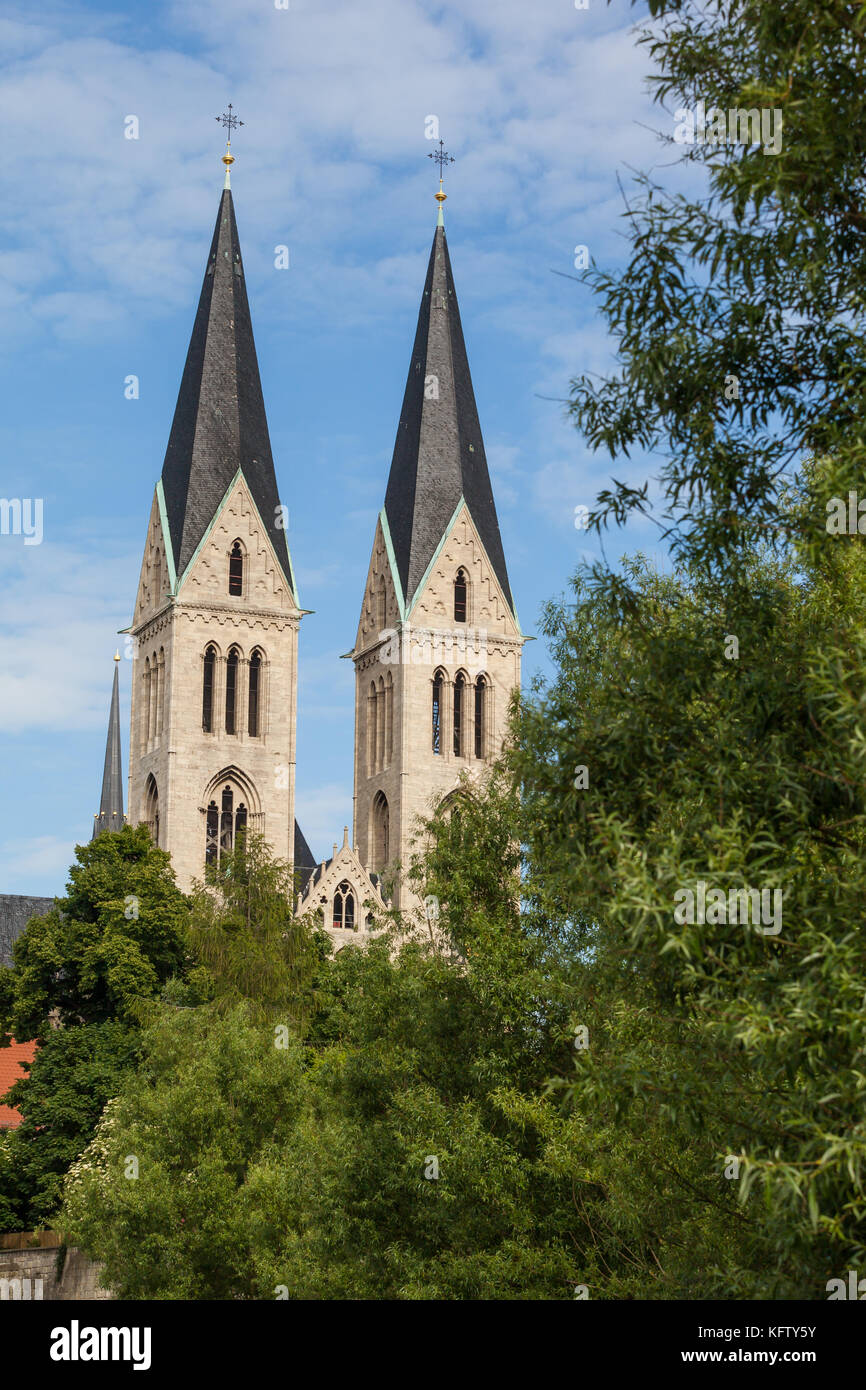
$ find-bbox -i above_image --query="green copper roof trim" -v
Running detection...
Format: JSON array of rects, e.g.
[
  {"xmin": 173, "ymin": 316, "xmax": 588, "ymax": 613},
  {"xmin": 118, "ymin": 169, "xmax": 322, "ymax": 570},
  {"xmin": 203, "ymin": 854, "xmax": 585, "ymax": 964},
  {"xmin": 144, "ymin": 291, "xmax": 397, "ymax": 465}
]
[
  {"xmin": 156, "ymin": 479, "xmax": 178, "ymax": 594},
  {"xmin": 176, "ymin": 467, "xmax": 299, "ymax": 607},
  {"xmin": 379, "ymin": 508, "xmax": 406, "ymax": 622}
]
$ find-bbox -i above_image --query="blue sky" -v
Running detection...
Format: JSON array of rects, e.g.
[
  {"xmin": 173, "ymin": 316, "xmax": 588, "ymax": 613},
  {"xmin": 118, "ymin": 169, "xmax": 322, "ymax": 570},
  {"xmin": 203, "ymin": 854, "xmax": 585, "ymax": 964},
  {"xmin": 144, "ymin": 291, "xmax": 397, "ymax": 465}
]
[{"xmin": 0, "ymin": 0, "xmax": 680, "ymax": 891}]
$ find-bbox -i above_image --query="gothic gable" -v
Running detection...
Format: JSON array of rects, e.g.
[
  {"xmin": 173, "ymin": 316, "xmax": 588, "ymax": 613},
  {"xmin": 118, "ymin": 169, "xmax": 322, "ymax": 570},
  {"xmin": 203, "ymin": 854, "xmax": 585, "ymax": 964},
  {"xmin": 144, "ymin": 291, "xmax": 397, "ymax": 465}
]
[
  {"xmin": 408, "ymin": 501, "xmax": 521, "ymax": 642},
  {"xmin": 296, "ymin": 829, "xmax": 387, "ymax": 945},
  {"xmin": 177, "ymin": 473, "xmax": 299, "ymax": 615}
]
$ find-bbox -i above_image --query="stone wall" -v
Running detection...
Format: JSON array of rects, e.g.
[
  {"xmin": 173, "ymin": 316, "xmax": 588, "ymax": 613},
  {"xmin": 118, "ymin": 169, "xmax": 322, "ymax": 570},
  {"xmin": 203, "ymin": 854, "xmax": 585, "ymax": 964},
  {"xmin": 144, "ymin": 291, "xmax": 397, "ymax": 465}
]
[{"xmin": 0, "ymin": 1233, "xmax": 111, "ymax": 1301}]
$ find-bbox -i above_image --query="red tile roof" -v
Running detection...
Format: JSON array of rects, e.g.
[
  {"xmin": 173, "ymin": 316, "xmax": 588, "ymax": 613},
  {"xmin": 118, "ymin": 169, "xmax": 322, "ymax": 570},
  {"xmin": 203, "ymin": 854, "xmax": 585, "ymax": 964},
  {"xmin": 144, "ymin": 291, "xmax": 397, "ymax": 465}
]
[{"xmin": 0, "ymin": 1039, "xmax": 37, "ymax": 1130}]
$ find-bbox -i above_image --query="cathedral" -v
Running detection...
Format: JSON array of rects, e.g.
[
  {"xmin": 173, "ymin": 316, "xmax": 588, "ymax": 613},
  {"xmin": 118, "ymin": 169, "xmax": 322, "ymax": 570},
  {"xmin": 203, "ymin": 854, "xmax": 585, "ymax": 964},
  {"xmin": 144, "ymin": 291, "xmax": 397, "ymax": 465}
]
[{"xmin": 9, "ymin": 140, "xmax": 525, "ymax": 956}]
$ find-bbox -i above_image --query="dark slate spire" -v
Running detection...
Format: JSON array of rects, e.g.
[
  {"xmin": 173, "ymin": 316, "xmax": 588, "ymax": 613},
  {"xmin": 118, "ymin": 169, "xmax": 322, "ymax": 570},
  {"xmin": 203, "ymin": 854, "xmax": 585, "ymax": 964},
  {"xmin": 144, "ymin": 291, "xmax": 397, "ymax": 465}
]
[
  {"xmin": 92, "ymin": 658, "xmax": 125, "ymax": 839},
  {"xmin": 383, "ymin": 224, "xmax": 514, "ymax": 613},
  {"xmin": 159, "ymin": 187, "xmax": 292, "ymax": 589}
]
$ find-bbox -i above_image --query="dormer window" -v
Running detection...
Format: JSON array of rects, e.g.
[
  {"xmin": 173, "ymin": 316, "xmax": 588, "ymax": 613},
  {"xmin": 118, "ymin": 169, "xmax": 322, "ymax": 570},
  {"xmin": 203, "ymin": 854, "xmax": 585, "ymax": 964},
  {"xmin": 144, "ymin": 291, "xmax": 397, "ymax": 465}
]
[{"xmin": 229, "ymin": 542, "xmax": 243, "ymax": 597}]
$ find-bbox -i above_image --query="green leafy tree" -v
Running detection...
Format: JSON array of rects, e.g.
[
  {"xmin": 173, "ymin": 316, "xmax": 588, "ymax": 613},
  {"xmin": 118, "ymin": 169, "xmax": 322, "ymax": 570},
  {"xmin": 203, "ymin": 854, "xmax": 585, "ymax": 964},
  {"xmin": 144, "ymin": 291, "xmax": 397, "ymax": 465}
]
[
  {"xmin": 515, "ymin": 519, "xmax": 866, "ymax": 1294},
  {"xmin": 0, "ymin": 825, "xmax": 189, "ymax": 1039},
  {"xmin": 0, "ymin": 826, "xmax": 189, "ymax": 1229},
  {"xmin": 61, "ymin": 776, "xmax": 762, "ymax": 1299}
]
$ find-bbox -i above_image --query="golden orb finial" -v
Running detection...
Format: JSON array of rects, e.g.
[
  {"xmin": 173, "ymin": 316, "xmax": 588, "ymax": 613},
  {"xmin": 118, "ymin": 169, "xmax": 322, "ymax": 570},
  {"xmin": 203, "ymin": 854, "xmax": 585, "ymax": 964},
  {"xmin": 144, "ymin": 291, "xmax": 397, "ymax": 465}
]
[
  {"xmin": 113, "ymin": 650, "xmax": 121, "ymax": 662},
  {"xmin": 215, "ymin": 104, "xmax": 243, "ymax": 188}
]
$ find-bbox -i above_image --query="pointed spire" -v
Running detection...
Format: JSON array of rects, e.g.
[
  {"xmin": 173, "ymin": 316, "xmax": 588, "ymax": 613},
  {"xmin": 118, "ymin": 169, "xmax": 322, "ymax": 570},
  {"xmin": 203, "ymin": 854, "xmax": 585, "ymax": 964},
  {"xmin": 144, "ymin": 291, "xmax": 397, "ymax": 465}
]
[
  {"xmin": 383, "ymin": 224, "xmax": 514, "ymax": 613},
  {"xmin": 92, "ymin": 656, "xmax": 125, "ymax": 839},
  {"xmin": 158, "ymin": 182, "xmax": 293, "ymax": 593}
]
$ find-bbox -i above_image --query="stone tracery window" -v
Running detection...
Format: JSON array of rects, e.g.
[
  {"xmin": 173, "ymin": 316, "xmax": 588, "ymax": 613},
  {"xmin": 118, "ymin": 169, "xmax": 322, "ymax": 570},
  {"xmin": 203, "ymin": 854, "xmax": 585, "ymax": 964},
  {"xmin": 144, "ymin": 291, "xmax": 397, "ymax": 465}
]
[
  {"xmin": 332, "ymin": 881, "xmax": 356, "ymax": 931},
  {"xmin": 205, "ymin": 783, "xmax": 248, "ymax": 869}
]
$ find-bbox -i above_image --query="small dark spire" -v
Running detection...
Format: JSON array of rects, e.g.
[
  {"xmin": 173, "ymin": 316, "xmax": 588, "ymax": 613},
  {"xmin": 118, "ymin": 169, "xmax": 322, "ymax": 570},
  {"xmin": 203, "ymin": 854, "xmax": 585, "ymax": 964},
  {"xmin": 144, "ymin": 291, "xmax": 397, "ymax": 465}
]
[
  {"xmin": 383, "ymin": 224, "xmax": 514, "ymax": 613},
  {"xmin": 92, "ymin": 655, "xmax": 125, "ymax": 839}
]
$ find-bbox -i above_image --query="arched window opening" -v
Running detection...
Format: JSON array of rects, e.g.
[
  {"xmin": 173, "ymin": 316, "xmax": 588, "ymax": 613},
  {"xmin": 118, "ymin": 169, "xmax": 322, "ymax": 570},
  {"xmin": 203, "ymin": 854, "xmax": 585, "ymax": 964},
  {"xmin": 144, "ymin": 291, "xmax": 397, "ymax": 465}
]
[
  {"xmin": 453, "ymin": 673, "xmax": 465, "ymax": 757},
  {"xmin": 454, "ymin": 568, "xmax": 468, "ymax": 623},
  {"xmin": 248, "ymin": 650, "xmax": 262, "ymax": 737},
  {"xmin": 153, "ymin": 548, "xmax": 163, "ymax": 607},
  {"xmin": 225, "ymin": 647, "xmax": 239, "ymax": 735},
  {"xmin": 475, "ymin": 677, "xmax": 487, "ymax": 759},
  {"xmin": 144, "ymin": 774, "xmax": 159, "ymax": 847},
  {"xmin": 202, "ymin": 645, "xmax": 216, "ymax": 733},
  {"xmin": 205, "ymin": 783, "xmax": 251, "ymax": 871},
  {"xmin": 372, "ymin": 791, "xmax": 389, "ymax": 872},
  {"xmin": 229, "ymin": 541, "xmax": 244, "ymax": 597},
  {"xmin": 332, "ymin": 882, "xmax": 356, "ymax": 931},
  {"xmin": 432, "ymin": 670, "xmax": 444, "ymax": 755},
  {"xmin": 205, "ymin": 801, "xmax": 219, "ymax": 866}
]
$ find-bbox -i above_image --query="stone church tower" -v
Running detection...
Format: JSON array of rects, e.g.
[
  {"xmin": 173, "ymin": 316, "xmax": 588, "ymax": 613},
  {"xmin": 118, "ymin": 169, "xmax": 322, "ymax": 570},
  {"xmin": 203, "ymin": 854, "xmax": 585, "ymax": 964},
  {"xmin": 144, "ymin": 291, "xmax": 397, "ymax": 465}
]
[
  {"xmin": 126, "ymin": 161, "xmax": 303, "ymax": 894},
  {"xmin": 350, "ymin": 196, "xmax": 525, "ymax": 911}
]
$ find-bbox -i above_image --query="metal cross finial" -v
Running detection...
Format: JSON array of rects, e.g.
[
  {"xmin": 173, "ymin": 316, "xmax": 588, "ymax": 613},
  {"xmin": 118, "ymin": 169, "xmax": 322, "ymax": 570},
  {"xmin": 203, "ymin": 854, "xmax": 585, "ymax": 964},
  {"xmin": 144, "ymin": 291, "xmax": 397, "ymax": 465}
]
[
  {"xmin": 216, "ymin": 104, "xmax": 244, "ymax": 143},
  {"xmin": 427, "ymin": 139, "xmax": 455, "ymax": 178}
]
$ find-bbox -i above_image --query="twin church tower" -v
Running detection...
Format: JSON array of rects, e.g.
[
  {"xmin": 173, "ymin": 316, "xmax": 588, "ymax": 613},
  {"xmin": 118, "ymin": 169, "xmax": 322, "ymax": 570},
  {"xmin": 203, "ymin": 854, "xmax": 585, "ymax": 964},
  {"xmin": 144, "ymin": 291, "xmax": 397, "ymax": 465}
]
[{"xmin": 110, "ymin": 143, "xmax": 524, "ymax": 936}]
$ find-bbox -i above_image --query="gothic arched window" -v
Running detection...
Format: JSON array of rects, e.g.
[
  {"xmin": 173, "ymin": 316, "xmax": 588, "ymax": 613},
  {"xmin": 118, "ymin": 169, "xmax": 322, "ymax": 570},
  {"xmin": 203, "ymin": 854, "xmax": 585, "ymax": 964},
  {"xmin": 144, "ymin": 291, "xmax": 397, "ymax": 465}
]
[
  {"xmin": 332, "ymin": 882, "xmax": 356, "ymax": 931},
  {"xmin": 453, "ymin": 672, "xmax": 465, "ymax": 757},
  {"xmin": 385, "ymin": 671, "xmax": 393, "ymax": 765},
  {"xmin": 205, "ymin": 783, "xmax": 249, "ymax": 870},
  {"xmin": 205, "ymin": 801, "xmax": 218, "ymax": 866},
  {"xmin": 225, "ymin": 647, "xmax": 239, "ymax": 735},
  {"xmin": 202, "ymin": 645, "xmax": 216, "ymax": 733},
  {"xmin": 432, "ymin": 669, "xmax": 444, "ymax": 755},
  {"xmin": 248, "ymin": 650, "xmax": 262, "ymax": 737},
  {"xmin": 372, "ymin": 791, "xmax": 389, "ymax": 871},
  {"xmin": 229, "ymin": 541, "xmax": 244, "ymax": 597},
  {"xmin": 474, "ymin": 676, "xmax": 487, "ymax": 759},
  {"xmin": 144, "ymin": 774, "xmax": 159, "ymax": 847},
  {"xmin": 454, "ymin": 568, "xmax": 468, "ymax": 623}
]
